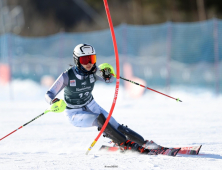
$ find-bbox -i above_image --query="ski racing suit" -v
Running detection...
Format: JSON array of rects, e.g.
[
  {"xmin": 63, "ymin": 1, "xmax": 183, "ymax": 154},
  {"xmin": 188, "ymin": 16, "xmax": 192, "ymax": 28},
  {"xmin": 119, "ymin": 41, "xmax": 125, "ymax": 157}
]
[{"xmin": 45, "ymin": 66, "xmax": 120, "ymax": 130}]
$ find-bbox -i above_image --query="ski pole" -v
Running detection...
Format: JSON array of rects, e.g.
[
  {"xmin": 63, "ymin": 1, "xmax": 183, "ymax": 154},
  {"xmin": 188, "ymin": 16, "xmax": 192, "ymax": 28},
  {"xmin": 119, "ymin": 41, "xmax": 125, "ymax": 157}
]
[
  {"xmin": 0, "ymin": 99, "xmax": 66, "ymax": 142},
  {"xmin": 98, "ymin": 63, "xmax": 181, "ymax": 102},
  {"xmin": 99, "ymin": 63, "xmax": 182, "ymax": 102},
  {"xmin": 120, "ymin": 76, "xmax": 182, "ymax": 102}
]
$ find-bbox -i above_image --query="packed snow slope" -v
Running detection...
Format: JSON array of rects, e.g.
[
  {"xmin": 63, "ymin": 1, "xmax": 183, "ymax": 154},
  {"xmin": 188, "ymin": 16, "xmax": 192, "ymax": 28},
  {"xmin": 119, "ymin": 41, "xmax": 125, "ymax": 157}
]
[{"xmin": 0, "ymin": 80, "xmax": 222, "ymax": 170}]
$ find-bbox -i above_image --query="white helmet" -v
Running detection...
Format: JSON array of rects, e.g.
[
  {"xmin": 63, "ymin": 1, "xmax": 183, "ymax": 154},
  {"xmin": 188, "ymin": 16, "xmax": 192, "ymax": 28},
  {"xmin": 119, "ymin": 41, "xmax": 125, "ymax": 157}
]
[
  {"xmin": 73, "ymin": 44, "xmax": 97, "ymax": 74},
  {"xmin": 73, "ymin": 44, "xmax": 96, "ymax": 58}
]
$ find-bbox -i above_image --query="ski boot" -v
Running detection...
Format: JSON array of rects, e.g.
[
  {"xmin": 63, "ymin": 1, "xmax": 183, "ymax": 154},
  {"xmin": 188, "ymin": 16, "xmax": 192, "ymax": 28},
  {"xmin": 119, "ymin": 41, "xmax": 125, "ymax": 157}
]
[
  {"xmin": 117, "ymin": 124, "xmax": 145, "ymax": 146},
  {"xmin": 119, "ymin": 140, "xmax": 159, "ymax": 155},
  {"xmin": 97, "ymin": 114, "xmax": 158, "ymax": 155},
  {"xmin": 118, "ymin": 124, "xmax": 163, "ymax": 150}
]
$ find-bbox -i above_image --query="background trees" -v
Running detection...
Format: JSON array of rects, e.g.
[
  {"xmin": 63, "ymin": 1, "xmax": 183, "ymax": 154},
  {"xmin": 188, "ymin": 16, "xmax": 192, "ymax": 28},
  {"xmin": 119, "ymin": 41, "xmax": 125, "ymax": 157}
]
[{"xmin": 4, "ymin": 0, "xmax": 222, "ymax": 36}]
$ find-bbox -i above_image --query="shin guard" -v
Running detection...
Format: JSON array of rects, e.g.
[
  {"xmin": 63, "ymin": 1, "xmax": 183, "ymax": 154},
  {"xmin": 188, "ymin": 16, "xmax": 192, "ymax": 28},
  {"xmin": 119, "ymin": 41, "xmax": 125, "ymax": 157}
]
[{"xmin": 97, "ymin": 114, "xmax": 127, "ymax": 145}]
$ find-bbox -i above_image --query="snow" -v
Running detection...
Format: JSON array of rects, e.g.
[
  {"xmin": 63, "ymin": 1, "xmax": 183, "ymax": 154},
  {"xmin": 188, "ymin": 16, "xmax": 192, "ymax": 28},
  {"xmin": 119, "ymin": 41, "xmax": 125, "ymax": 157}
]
[{"xmin": 0, "ymin": 80, "xmax": 222, "ymax": 170}]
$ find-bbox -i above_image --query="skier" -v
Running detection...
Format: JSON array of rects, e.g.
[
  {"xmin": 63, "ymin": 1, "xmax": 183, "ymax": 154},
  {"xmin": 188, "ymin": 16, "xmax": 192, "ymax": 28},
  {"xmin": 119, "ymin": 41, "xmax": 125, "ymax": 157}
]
[{"xmin": 45, "ymin": 43, "xmax": 158, "ymax": 154}]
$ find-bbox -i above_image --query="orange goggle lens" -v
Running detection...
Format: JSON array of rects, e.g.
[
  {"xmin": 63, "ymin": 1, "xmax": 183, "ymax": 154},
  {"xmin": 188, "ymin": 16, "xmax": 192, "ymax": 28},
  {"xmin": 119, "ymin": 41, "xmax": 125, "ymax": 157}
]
[{"xmin": 79, "ymin": 55, "xmax": 96, "ymax": 65}]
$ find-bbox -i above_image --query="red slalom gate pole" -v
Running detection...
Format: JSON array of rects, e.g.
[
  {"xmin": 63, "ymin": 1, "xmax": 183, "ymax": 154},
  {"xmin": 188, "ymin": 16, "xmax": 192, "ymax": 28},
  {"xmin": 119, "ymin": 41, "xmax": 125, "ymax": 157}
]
[
  {"xmin": 86, "ymin": 0, "xmax": 120, "ymax": 154},
  {"xmin": 120, "ymin": 76, "xmax": 182, "ymax": 102}
]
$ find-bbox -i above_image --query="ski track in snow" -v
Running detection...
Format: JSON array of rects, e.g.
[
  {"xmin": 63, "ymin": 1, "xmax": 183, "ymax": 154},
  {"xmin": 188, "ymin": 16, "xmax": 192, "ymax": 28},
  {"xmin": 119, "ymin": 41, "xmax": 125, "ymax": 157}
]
[{"xmin": 0, "ymin": 80, "xmax": 222, "ymax": 170}]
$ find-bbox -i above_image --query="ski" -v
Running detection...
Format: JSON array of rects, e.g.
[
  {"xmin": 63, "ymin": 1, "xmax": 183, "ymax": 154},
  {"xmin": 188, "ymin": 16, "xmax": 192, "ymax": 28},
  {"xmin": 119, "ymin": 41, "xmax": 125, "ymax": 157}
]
[
  {"xmin": 101, "ymin": 140, "xmax": 202, "ymax": 156},
  {"xmin": 142, "ymin": 140, "xmax": 202, "ymax": 155},
  {"xmin": 178, "ymin": 145, "xmax": 202, "ymax": 155},
  {"xmin": 148, "ymin": 147, "xmax": 181, "ymax": 156},
  {"xmin": 99, "ymin": 145, "xmax": 181, "ymax": 157}
]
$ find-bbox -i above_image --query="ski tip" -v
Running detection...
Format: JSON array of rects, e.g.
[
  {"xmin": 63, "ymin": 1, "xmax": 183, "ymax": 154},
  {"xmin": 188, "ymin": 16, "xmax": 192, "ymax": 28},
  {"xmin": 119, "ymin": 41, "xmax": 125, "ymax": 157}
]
[{"xmin": 196, "ymin": 145, "xmax": 202, "ymax": 155}]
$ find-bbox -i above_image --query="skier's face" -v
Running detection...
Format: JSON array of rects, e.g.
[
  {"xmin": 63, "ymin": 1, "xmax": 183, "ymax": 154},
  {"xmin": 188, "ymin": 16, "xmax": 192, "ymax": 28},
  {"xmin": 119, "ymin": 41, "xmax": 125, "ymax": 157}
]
[{"xmin": 81, "ymin": 63, "xmax": 94, "ymax": 71}]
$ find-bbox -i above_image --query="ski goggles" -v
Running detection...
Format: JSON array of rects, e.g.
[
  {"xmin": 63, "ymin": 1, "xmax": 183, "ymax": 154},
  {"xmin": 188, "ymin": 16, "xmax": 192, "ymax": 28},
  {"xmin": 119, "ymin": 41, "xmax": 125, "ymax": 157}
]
[{"xmin": 79, "ymin": 55, "xmax": 97, "ymax": 65}]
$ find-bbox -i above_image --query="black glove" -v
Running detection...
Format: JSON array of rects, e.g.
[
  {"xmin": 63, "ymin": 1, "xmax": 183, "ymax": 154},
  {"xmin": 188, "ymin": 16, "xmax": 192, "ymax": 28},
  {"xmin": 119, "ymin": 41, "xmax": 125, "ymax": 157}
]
[
  {"xmin": 50, "ymin": 98, "xmax": 60, "ymax": 105},
  {"xmin": 101, "ymin": 68, "xmax": 112, "ymax": 82}
]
